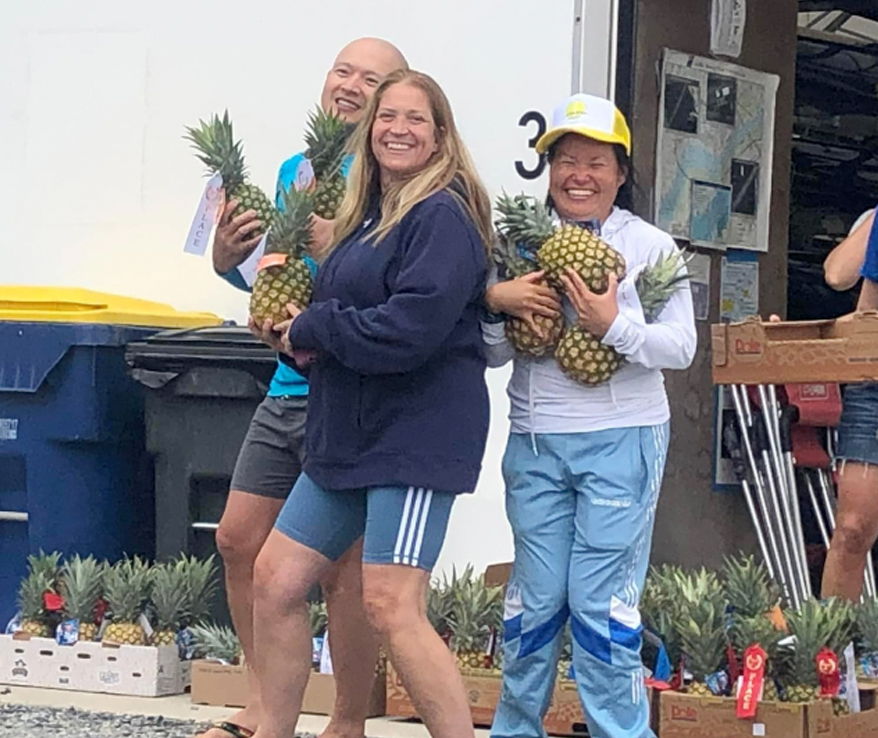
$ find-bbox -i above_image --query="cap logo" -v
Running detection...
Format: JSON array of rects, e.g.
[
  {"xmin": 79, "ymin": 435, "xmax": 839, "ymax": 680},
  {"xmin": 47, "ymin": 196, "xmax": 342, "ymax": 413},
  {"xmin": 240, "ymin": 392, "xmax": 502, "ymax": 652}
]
[{"xmin": 565, "ymin": 100, "xmax": 587, "ymax": 119}]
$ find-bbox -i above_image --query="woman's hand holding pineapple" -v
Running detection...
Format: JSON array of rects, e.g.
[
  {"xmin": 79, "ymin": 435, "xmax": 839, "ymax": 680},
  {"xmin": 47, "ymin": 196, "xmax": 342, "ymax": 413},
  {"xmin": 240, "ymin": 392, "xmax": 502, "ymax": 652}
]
[
  {"xmin": 486, "ymin": 271, "xmax": 561, "ymax": 337},
  {"xmin": 560, "ymin": 267, "xmax": 620, "ymax": 339}
]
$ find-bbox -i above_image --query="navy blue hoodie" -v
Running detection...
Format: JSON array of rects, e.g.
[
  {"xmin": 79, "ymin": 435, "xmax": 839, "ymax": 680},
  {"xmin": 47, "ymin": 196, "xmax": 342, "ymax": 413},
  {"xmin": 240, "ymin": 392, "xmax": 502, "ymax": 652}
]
[{"xmin": 285, "ymin": 188, "xmax": 490, "ymax": 494}]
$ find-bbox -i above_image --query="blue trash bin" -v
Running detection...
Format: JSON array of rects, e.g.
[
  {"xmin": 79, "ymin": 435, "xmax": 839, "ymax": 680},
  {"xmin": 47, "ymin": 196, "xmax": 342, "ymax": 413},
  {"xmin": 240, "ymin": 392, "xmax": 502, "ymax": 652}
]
[{"xmin": 0, "ymin": 287, "xmax": 220, "ymax": 625}]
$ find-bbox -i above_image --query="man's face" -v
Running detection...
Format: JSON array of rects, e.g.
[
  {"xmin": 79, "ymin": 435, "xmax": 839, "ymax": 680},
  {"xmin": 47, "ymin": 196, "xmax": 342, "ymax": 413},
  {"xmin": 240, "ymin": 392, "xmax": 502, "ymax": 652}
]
[{"xmin": 320, "ymin": 40, "xmax": 405, "ymax": 123}]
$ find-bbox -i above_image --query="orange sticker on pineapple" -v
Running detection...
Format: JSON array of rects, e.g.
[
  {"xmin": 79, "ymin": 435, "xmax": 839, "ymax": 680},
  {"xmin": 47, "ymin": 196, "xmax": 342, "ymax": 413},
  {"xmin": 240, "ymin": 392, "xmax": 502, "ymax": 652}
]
[{"xmin": 256, "ymin": 253, "xmax": 288, "ymax": 272}]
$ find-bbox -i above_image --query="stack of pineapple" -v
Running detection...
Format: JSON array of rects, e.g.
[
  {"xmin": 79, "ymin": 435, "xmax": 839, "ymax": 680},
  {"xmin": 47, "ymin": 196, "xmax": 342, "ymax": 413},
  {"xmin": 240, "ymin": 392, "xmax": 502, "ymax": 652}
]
[
  {"xmin": 640, "ymin": 553, "xmax": 859, "ymax": 716},
  {"xmin": 493, "ymin": 193, "xmax": 690, "ymax": 385}
]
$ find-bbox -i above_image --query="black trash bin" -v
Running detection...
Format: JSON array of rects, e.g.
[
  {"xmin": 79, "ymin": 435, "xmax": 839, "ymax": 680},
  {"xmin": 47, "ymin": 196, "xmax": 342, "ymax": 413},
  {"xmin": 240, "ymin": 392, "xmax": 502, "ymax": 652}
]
[{"xmin": 126, "ymin": 325, "xmax": 277, "ymax": 624}]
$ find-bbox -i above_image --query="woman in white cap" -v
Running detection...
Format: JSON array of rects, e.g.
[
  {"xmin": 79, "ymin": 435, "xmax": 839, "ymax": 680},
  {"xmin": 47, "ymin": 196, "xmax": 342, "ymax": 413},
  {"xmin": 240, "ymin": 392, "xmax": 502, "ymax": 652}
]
[{"xmin": 483, "ymin": 93, "xmax": 696, "ymax": 738}]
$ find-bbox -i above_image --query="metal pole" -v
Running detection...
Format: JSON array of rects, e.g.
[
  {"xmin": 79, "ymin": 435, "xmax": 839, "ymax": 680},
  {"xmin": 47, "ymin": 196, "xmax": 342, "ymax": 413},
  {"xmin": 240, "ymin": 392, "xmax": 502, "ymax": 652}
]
[
  {"xmin": 760, "ymin": 386, "xmax": 811, "ymax": 601},
  {"xmin": 730, "ymin": 385, "xmax": 792, "ymax": 604},
  {"xmin": 805, "ymin": 473, "xmax": 831, "ymax": 548},
  {"xmin": 0, "ymin": 511, "xmax": 28, "ymax": 523}
]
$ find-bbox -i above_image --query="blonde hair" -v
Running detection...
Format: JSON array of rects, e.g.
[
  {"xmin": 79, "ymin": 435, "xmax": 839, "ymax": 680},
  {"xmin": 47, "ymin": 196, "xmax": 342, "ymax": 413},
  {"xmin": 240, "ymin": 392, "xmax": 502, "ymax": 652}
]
[{"xmin": 328, "ymin": 70, "xmax": 493, "ymax": 255}]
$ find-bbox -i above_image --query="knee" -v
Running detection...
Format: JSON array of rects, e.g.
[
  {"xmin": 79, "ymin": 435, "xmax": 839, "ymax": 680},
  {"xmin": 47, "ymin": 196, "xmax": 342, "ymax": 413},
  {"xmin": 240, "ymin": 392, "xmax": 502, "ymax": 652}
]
[
  {"xmin": 252, "ymin": 548, "xmax": 309, "ymax": 613},
  {"xmin": 216, "ymin": 518, "xmax": 263, "ymax": 569},
  {"xmin": 362, "ymin": 578, "xmax": 416, "ymax": 637},
  {"xmin": 833, "ymin": 514, "xmax": 876, "ymax": 555}
]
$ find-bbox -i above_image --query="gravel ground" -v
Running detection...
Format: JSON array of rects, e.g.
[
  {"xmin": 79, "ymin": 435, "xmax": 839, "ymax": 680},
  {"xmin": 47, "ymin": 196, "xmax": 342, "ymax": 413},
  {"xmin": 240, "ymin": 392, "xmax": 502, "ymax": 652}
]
[{"xmin": 0, "ymin": 704, "xmax": 319, "ymax": 738}]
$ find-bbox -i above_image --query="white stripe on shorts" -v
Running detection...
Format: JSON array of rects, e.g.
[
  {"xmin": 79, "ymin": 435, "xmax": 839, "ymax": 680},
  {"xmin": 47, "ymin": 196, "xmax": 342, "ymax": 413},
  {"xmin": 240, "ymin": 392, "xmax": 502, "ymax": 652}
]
[{"xmin": 393, "ymin": 487, "xmax": 415, "ymax": 564}]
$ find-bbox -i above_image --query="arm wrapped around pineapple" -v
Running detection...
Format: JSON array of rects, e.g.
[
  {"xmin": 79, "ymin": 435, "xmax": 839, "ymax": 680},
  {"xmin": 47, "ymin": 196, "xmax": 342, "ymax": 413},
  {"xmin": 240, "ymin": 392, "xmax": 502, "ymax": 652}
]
[{"xmin": 493, "ymin": 192, "xmax": 692, "ymax": 385}]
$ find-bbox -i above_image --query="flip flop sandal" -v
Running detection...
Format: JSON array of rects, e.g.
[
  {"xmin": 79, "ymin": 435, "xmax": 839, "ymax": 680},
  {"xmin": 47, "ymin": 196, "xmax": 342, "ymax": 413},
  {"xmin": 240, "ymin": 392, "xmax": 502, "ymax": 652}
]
[{"xmin": 202, "ymin": 722, "xmax": 255, "ymax": 738}]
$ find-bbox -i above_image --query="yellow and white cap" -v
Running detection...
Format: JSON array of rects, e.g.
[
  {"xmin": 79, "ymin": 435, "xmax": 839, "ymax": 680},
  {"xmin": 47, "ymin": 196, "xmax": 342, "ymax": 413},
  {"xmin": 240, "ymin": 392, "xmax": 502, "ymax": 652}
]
[{"xmin": 535, "ymin": 93, "xmax": 631, "ymax": 155}]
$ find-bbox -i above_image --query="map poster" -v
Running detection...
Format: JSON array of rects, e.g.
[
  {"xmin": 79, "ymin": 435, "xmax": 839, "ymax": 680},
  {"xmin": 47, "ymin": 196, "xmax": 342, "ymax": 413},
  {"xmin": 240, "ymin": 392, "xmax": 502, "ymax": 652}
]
[{"xmin": 655, "ymin": 49, "xmax": 779, "ymax": 253}]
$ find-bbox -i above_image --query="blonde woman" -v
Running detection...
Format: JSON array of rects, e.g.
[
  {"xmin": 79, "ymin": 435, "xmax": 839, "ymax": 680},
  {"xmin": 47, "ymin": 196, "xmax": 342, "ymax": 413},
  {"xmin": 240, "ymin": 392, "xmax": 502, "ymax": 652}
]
[{"xmin": 250, "ymin": 69, "xmax": 493, "ymax": 738}]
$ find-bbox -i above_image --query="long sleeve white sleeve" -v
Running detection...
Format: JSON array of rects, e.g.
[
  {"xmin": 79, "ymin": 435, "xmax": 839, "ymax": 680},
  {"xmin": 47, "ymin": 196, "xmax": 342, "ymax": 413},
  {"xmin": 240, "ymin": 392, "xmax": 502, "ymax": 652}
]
[{"xmin": 601, "ymin": 238, "xmax": 697, "ymax": 371}]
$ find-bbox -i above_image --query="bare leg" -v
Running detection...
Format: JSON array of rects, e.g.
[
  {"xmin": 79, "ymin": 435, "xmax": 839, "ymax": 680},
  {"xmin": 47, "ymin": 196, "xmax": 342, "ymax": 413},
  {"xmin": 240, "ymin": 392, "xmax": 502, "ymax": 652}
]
[
  {"xmin": 320, "ymin": 540, "xmax": 379, "ymax": 738},
  {"xmin": 822, "ymin": 462, "xmax": 878, "ymax": 601},
  {"xmin": 200, "ymin": 491, "xmax": 283, "ymax": 736},
  {"xmin": 362, "ymin": 564, "xmax": 475, "ymax": 738},
  {"xmin": 251, "ymin": 530, "xmax": 333, "ymax": 738}
]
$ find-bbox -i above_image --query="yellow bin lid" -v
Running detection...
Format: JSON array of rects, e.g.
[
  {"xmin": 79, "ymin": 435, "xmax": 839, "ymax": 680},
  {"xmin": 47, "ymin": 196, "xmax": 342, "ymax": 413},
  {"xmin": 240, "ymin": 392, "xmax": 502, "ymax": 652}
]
[{"xmin": 0, "ymin": 286, "xmax": 223, "ymax": 329}]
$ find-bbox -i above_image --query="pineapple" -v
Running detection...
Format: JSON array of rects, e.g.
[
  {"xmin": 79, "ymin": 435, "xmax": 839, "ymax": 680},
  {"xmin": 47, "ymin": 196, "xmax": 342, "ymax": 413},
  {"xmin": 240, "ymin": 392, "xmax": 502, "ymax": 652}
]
[
  {"xmin": 249, "ymin": 186, "xmax": 315, "ymax": 326},
  {"xmin": 676, "ymin": 572, "xmax": 729, "ymax": 696},
  {"xmin": 492, "ymin": 195, "xmax": 564, "ymax": 356},
  {"xmin": 103, "ymin": 556, "xmax": 151, "ymax": 646},
  {"xmin": 723, "ymin": 554, "xmax": 782, "ymax": 620},
  {"xmin": 780, "ymin": 598, "xmax": 853, "ymax": 703},
  {"xmin": 28, "ymin": 550, "xmax": 63, "ymax": 590},
  {"xmin": 446, "ymin": 566, "xmax": 504, "ymax": 672},
  {"xmin": 179, "ymin": 554, "xmax": 219, "ymax": 627},
  {"xmin": 730, "ymin": 614, "xmax": 785, "ymax": 702},
  {"xmin": 555, "ymin": 326, "xmax": 624, "ymax": 385},
  {"xmin": 190, "ymin": 622, "xmax": 243, "ymax": 665},
  {"xmin": 60, "ymin": 555, "xmax": 104, "ymax": 642},
  {"xmin": 149, "ymin": 560, "xmax": 189, "ymax": 646},
  {"xmin": 17, "ymin": 570, "xmax": 53, "ymax": 638},
  {"xmin": 637, "ymin": 249, "xmax": 693, "ymax": 322},
  {"xmin": 304, "ymin": 107, "xmax": 354, "ymax": 219},
  {"xmin": 184, "ymin": 110, "xmax": 275, "ymax": 241},
  {"xmin": 493, "ymin": 192, "xmax": 625, "ymax": 293}
]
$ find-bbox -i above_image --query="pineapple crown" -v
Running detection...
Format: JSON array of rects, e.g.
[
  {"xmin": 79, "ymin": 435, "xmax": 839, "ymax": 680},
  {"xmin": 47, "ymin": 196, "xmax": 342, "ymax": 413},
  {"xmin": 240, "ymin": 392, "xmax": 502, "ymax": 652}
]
[
  {"xmin": 304, "ymin": 107, "xmax": 355, "ymax": 180},
  {"xmin": 190, "ymin": 622, "xmax": 243, "ymax": 665},
  {"xmin": 60, "ymin": 555, "xmax": 104, "ymax": 622},
  {"xmin": 781, "ymin": 598, "xmax": 854, "ymax": 688},
  {"xmin": 730, "ymin": 613, "xmax": 785, "ymax": 672},
  {"xmin": 179, "ymin": 554, "xmax": 219, "ymax": 626},
  {"xmin": 635, "ymin": 248, "xmax": 692, "ymax": 323},
  {"xmin": 266, "ymin": 186, "xmax": 315, "ymax": 258},
  {"xmin": 494, "ymin": 191, "xmax": 556, "ymax": 249},
  {"xmin": 674, "ymin": 568, "xmax": 730, "ymax": 681},
  {"xmin": 17, "ymin": 570, "xmax": 53, "ymax": 620},
  {"xmin": 855, "ymin": 598, "xmax": 878, "ymax": 655},
  {"xmin": 184, "ymin": 110, "xmax": 248, "ymax": 192},
  {"xmin": 445, "ymin": 567, "xmax": 503, "ymax": 654},
  {"xmin": 103, "ymin": 555, "xmax": 152, "ymax": 623},
  {"xmin": 491, "ymin": 233, "xmax": 539, "ymax": 280},
  {"xmin": 149, "ymin": 560, "xmax": 191, "ymax": 631},
  {"xmin": 27, "ymin": 550, "xmax": 62, "ymax": 591},
  {"xmin": 722, "ymin": 553, "xmax": 782, "ymax": 620}
]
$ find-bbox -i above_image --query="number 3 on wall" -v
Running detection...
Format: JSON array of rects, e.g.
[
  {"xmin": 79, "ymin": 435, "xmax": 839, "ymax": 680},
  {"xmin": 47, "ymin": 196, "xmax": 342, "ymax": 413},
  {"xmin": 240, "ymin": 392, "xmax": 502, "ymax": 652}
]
[{"xmin": 516, "ymin": 111, "xmax": 547, "ymax": 181}]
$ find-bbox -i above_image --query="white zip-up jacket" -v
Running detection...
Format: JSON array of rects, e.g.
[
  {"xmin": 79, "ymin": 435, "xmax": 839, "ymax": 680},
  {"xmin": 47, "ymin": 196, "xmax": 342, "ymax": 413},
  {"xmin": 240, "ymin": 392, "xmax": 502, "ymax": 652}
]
[{"xmin": 482, "ymin": 207, "xmax": 697, "ymax": 435}]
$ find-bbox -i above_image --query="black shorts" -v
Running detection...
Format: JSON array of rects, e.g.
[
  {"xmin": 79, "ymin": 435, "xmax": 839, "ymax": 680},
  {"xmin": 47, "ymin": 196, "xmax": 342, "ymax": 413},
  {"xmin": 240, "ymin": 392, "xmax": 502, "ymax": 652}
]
[{"xmin": 230, "ymin": 395, "xmax": 307, "ymax": 499}]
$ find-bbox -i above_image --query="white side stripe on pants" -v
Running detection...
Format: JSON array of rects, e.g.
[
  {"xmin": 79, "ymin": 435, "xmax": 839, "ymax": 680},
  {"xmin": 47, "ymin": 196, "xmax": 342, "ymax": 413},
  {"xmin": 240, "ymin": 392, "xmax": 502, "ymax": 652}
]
[{"xmin": 393, "ymin": 487, "xmax": 435, "ymax": 566}]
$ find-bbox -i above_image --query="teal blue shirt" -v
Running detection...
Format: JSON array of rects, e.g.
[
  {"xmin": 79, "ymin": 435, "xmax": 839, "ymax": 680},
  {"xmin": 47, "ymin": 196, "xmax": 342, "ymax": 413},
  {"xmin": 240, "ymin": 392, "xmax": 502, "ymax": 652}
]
[{"xmin": 219, "ymin": 151, "xmax": 354, "ymax": 397}]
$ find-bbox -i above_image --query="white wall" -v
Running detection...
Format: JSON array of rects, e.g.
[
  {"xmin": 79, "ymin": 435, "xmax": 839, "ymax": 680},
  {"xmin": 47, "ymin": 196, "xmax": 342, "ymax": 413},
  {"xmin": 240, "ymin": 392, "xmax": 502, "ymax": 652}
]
[{"xmin": 0, "ymin": 1, "xmax": 613, "ymax": 578}]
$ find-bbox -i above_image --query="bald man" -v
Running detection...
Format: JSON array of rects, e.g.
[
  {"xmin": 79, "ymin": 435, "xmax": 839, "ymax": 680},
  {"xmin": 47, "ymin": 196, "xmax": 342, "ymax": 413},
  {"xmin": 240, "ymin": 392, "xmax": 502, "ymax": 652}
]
[{"xmin": 204, "ymin": 37, "xmax": 407, "ymax": 738}]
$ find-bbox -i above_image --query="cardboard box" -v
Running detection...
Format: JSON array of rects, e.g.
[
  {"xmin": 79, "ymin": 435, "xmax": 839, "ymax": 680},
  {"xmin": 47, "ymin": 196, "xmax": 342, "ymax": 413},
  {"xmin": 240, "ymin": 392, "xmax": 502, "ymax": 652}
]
[
  {"xmin": 386, "ymin": 663, "xmax": 656, "ymax": 736},
  {"xmin": 711, "ymin": 313, "xmax": 878, "ymax": 385},
  {"xmin": 190, "ymin": 661, "xmax": 385, "ymax": 717},
  {"xmin": 659, "ymin": 690, "xmax": 878, "ymax": 738},
  {"xmin": 0, "ymin": 634, "xmax": 186, "ymax": 697}
]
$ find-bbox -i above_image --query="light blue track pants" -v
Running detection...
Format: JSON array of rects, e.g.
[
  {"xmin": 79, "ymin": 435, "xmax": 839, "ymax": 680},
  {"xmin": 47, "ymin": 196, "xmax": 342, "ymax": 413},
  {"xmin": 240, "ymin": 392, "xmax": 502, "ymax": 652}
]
[{"xmin": 491, "ymin": 424, "xmax": 669, "ymax": 738}]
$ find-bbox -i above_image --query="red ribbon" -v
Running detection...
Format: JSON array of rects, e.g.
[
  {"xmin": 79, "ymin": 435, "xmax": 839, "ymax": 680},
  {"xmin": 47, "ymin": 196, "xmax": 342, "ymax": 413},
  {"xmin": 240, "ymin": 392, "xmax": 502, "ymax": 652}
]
[
  {"xmin": 43, "ymin": 592, "xmax": 64, "ymax": 612},
  {"xmin": 737, "ymin": 645, "xmax": 767, "ymax": 719},
  {"xmin": 817, "ymin": 647, "xmax": 840, "ymax": 697}
]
